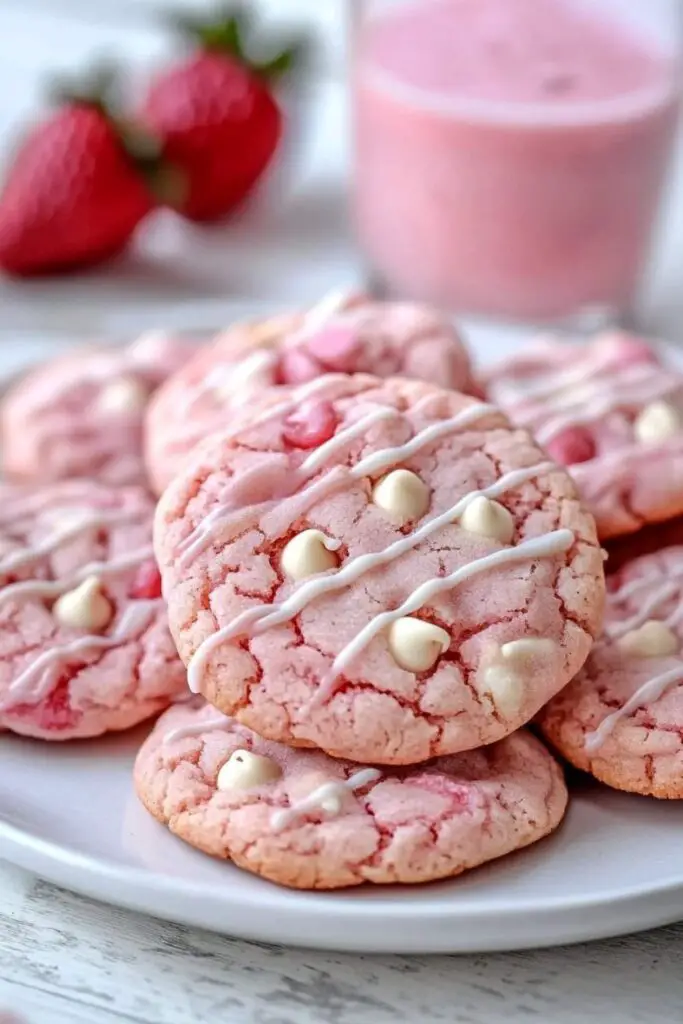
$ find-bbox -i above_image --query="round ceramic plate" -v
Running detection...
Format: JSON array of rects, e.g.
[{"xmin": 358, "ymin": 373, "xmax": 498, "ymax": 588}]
[{"xmin": 0, "ymin": 326, "xmax": 682, "ymax": 954}]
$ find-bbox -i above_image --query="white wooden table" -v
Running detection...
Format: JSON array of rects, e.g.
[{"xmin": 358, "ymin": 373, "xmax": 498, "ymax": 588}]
[{"xmin": 1, "ymin": 3, "xmax": 683, "ymax": 1021}]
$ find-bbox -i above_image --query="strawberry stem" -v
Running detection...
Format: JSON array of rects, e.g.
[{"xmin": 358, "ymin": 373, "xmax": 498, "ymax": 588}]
[
  {"xmin": 48, "ymin": 61, "xmax": 121, "ymax": 114},
  {"xmin": 169, "ymin": 4, "xmax": 305, "ymax": 81}
]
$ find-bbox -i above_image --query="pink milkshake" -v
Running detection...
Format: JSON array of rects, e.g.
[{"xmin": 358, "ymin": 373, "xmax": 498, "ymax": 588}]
[{"xmin": 353, "ymin": 0, "xmax": 681, "ymax": 323}]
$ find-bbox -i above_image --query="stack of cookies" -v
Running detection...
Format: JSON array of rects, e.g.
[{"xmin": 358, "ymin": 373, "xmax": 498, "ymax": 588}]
[{"xmin": 3, "ymin": 291, "xmax": 675, "ymax": 892}]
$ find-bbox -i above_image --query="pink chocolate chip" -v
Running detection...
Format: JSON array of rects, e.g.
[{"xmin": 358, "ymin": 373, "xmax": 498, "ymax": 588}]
[
  {"xmin": 282, "ymin": 399, "xmax": 338, "ymax": 449},
  {"xmin": 129, "ymin": 560, "xmax": 162, "ymax": 600},
  {"xmin": 11, "ymin": 678, "xmax": 80, "ymax": 732},
  {"xmin": 306, "ymin": 325, "xmax": 361, "ymax": 371},
  {"xmin": 277, "ymin": 347, "xmax": 322, "ymax": 385},
  {"xmin": 546, "ymin": 425, "xmax": 596, "ymax": 465}
]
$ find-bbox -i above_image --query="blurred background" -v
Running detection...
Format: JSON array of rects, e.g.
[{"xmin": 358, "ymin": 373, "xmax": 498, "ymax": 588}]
[
  {"xmin": 0, "ymin": 0, "xmax": 682, "ymax": 344},
  {"xmin": 0, "ymin": 0, "xmax": 352, "ymax": 338}
]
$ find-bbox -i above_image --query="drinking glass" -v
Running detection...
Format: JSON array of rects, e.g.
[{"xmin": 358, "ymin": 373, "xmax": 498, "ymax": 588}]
[{"xmin": 351, "ymin": 0, "xmax": 683, "ymax": 329}]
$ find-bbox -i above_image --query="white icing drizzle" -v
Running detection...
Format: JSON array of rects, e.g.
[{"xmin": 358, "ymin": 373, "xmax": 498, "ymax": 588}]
[
  {"xmin": 0, "ymin": 508, "xmax": 139, "ymax": 576},
  {"xmin": 0, "ymin": 485, "xmax": 101, "ymax": 526},
  {"xmin": 177, "ymin": 404, "xmax": 401, "ymax": 567},
  {"xmin": 493, "ymin": 340, "xmax": 681, "ymax": 454},
  {"xmin": 298, "ymin": 406, "xmax": 399, "ymax": 474},
  {"xmin": 165, "ymin": 709, "xmax": 233, "ymax": 743},
  {"xmin": 525, "ymin": 362, "xmax": 662, "ymax": 422},
  {"xmin": 176, "ymin": 376, "xmax": 352, "ymax": 564},
  {"xmin": 298, "ymin": 288, "xmax": 358, "ymax": 335},
  {"xmin": 0, "ymin": 546, "xmax": 154, "ymax": 608},
  {"xmin": 258, "ymin": 466, "xmax": 350, "ymax": 538},
  {"xmin": 270, "ymin": 767, "xmax": 381, "ymax": 832},
  {"xmin": 610, "ymin": 570, "xmax": 671, "ymax": 603},
  {"xmin": 534, "ymin": 366, "xmax": 678, "ymax": 445},
  {"xmin": 3, "ymin": 600, "xmax": 158, "ymax": 707},
  {"xmin": 350, "ymin": 403, "xmax": 496, "ymax": 477},
  {"xmin": 222, "ymin": 369, "xmax": 346, "ymax": 436},
  {"xmin": 584, "ymin": 665, "xmax": 683, "ymax": 753},
  {"xmin": 186, "ymin": 460, "xmax": 555, "ymax": 691},
  {"xmin": 185, "ymin": 407, "xmax": 524, "ymax": 692},
  {"xmin": 178, "ymin": 397, "xmax": 495, "ymax": 568},
  {"xmin": 494, "ymin": 342, "xmax": 653, "ymax": 406},
  {"xmin": 606, "ymin": 580, "xmax": 680, "ymax": 641},
  {"xmin": 207, "ymin": 348, "xmax": 280, "ymax": 410},
  {"xmin": 490, "ymin": 339, "xmax": 623, "ymax": 404},
  {"xmin": 315, "ymin": 528, "xmax": 574, "ymax": 704}
]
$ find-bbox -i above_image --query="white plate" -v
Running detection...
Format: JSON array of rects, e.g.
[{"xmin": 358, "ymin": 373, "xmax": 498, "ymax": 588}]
[
  {"xmin": 0, "ymin": 327, "xmax": 683, "ymax": 955},
  {"xmin": 1, "ymin": 728, "xmax": 683, "ymax": 953}
]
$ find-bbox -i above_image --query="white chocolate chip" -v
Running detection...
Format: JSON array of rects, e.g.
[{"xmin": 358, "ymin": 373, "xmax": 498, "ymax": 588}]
[
  {"xmin": 617, "ymin": 620, "xmax": 679, "ymax": 658},
  {"xmin": 499, "ymin": 638, "xmax": 557, "ymax": 663},
  {"xmin": 387, "ymin": 616, "xmax": 450, "ymax": 673},
  {"xmin": 482, "ymin": 664, "xmax": 525, "ymax": 716},
  {"xmin": 53, "ymin": 576, "xmax": 113, "ymax": 632},
  {"xmin": 372, "ymin": 469, "xmax": 430, "ymax": 522},
  {"xmin": 481, "ymin": 638, "xmax": 557, "ymax": 716},
  {"xmin": 98, "ymin": 375, "xmax": 149, "ymax": 414},
  {"xmin": 216, "ymin": 750, "xmax": 282, "ymax": 791},
  {"xmin": 634, "ymin": 400, "xmax": 683, "ymax": 443},
  {"xmin": 460, "ymin": 496, "xmax": 514, "ymax": 544},
  {"xmin": 281, "ymin": 529, "xmax": 340, "ymax": 581}
]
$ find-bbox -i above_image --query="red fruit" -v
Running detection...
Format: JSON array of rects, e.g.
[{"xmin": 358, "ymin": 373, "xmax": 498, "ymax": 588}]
[
  {"xmin": 0, "ymin": 105, "xmax": 154, "ymax": 276},
  {"xmin": 129, "ymin": 560, "xmax": 163, "ymax": 600},
  {"xmin": 282, "ymin": 400, "xmax": 338, "ymax": 450},
  {"xmin": 141, "ymin": 10, "xmax": 299, "ymax": 222}
]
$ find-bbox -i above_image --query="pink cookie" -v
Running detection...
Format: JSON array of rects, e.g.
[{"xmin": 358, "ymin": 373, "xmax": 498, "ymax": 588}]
[
  {"xmin": 540, "ymin": 545, "xmax": 683, "ymax": 798},
  {"xmin": 144, "ymin": 292, "xmax": 478, "ymax": 494},
  {"xmin": 1, "ymin": 330, "xmax": 197, "ymax": 486},
  {"xmin": 484, "ymin": 331, "xmax": 683, "ymax": 540},
  {"xmin": 135, "ymin": 702, "xmax": 568, "ymax": 890},
  {"xmin": 154, "ymin": 374, "xmax": 604, "ymax": 765},
  {"xmin": 0, "ymin": 480, "xmax": 185, "ymax": 740}
]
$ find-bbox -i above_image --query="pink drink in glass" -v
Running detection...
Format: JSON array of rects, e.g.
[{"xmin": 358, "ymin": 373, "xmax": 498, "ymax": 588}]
[{"xmin": 353, "ymin": 0, "xmax": 681, "ymax": 323}]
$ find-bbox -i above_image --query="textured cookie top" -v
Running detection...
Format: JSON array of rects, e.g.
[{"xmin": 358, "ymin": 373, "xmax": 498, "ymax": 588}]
[
  {"xmin": 144, "ymin": 291, "xmax": 476, "ymax": 494},
  {"xmin": 135, "ymin": 702, "xmax": 568, "ymax": 890},
  {"xmin": 541, "ymin": 545, "xmax": 683, "ymax": 797},
  {"xmin": 155, "ymin": 374, "xmax": 604, "ymax": 764},
  {"xmin": 0, "ymin": 480, "xmax": 184, "ymax": 738},
  {"xmin": 484, "ymin": 331, "xmax": 683, "ymax": 539},
  {"xmin": 1, "ymin": 330, "xmax": 196, "ymax": 486}
]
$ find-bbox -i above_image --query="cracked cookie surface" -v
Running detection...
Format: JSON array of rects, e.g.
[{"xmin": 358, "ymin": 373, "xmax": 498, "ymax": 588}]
[
  {"xmin": 135, "ymin": 702, "xmax": 568, "ymax": 890},
  {"xmin": 155, "ymin": 375, "xmax": 604, "ymax": 764},
  {"xmin": 484, "ymin": 331, "xmax": 683, "ymax": 540},
  {"xmin": 0, "ymin": 480, "xmax": 185, "ymax": 739},
  {"xmin": 1, "ymin": 331, "xmax": 196, "ymax": 486},
  {"xmin": 540, "ymin": 545, "xmax": 683, "ymax": 798},
  {"xmin": 144, "ymin": 293, "xmax": 477, "ymax": 495}
]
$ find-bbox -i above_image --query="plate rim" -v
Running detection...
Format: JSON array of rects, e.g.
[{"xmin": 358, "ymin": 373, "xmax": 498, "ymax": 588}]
[{"xmin": 3, "ymin": 806, "xmax": 683, "ymax": 954}]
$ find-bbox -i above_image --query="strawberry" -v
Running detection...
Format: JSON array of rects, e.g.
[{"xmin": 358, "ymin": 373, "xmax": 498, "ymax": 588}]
[
  {"xmin": 141, "ymin": 6, "xmax": 300, "ymax": 222},
  {"xmin": 0, "ymin": 76, "xmax": 157, "ymax": 276}
]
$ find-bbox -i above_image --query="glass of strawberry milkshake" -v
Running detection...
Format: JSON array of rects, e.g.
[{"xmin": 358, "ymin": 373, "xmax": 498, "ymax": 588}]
[{"xmin": 352, "ymin": 0, "xmax": 682, "ymax": 328}]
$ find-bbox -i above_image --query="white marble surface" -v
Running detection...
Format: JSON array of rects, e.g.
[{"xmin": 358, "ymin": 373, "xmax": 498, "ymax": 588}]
[{"xmin": 1, "ymin": 3, "xmax": 683, "ymax": 1022}]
